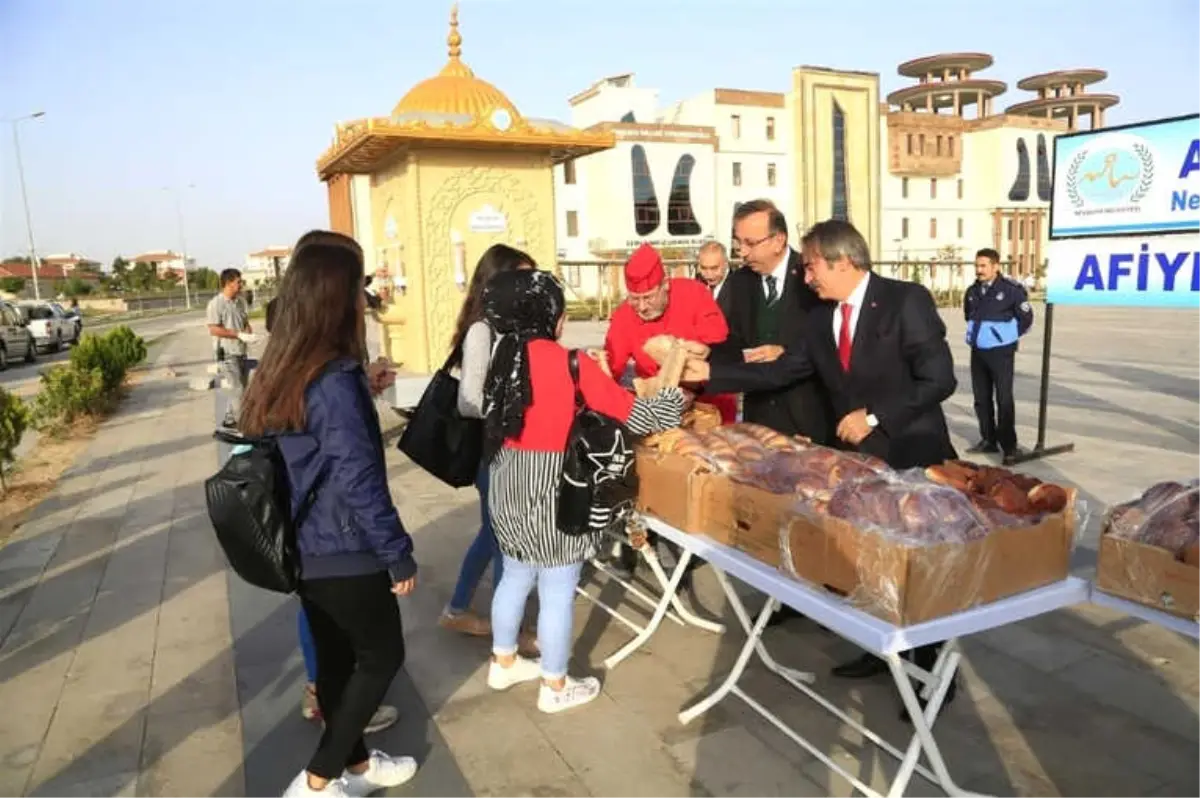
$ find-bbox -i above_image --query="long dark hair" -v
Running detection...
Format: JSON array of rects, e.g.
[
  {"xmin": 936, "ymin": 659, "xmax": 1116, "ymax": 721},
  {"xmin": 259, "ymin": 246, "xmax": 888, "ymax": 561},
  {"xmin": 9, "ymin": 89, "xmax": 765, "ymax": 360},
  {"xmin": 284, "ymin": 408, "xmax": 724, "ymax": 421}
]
[
  {"xmin": 240, "ymin": 232, "xmax": 366, "ymax": 435},
  {"xmin": 448, "ymin": 243, "xmax": 536, "ymax": 365}
]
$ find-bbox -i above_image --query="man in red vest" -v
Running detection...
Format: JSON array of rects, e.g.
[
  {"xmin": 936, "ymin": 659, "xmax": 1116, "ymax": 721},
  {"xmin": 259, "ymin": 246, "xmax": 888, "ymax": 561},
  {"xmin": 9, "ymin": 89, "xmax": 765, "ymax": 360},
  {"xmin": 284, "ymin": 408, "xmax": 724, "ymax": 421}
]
[
  {"xmin": 603, "ymin": 243, "xmax": 733, "ymax": 580},
  {"xmin": 605, "ymin": 243, "xmax": 736, "ymax": 423}
]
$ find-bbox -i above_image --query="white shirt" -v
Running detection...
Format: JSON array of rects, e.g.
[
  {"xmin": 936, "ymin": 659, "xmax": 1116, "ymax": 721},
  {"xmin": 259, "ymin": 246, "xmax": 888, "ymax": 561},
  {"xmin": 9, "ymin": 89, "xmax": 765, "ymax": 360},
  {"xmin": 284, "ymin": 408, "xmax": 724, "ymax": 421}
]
[
  {"xmin": 710, "ymin": 273, "xmax": 728, "ymax": 301},
  {"xmin": 761, "ymin": 251, "xmax": 790, "ymax": 300},
  {"xmin": 833, "ymin": 271, "xmax": 871, "ymax": 347}
]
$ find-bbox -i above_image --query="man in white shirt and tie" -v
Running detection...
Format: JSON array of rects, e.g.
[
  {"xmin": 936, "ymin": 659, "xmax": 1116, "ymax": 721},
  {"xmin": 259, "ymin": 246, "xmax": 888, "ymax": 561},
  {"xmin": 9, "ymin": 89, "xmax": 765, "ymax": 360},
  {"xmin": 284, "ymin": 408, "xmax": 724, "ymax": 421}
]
[{"xmin": 695, "ymin": 241, "xmax": 733, "ymax": 318}]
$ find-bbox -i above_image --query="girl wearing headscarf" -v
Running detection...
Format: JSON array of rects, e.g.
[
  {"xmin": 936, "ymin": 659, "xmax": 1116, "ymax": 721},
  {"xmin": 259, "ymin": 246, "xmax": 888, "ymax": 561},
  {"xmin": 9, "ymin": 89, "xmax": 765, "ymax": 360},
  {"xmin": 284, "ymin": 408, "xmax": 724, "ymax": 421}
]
[{"xmin": 481, "ymin": 268, "xmax": 683, "ymax": 713}]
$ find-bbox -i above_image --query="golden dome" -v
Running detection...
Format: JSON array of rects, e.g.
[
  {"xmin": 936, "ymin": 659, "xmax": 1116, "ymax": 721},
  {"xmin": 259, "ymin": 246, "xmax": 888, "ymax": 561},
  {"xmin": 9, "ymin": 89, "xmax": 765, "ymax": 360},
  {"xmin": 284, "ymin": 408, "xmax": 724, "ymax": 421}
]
[{"xmin": 391, "ymin": 4, "xmax": 522, "ymax": 127}]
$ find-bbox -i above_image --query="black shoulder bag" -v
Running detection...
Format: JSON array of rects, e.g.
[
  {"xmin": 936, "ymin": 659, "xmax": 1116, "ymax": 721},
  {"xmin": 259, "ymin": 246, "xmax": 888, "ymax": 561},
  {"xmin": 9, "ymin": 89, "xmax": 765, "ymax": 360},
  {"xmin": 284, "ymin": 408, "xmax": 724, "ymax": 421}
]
[
  {"xmin": 558, "ymin": 350, "xmax": 639, "ymax": 536},
  {"xmin": 397, "ymin": 346, "xmax": 483, "ymax": 488}
]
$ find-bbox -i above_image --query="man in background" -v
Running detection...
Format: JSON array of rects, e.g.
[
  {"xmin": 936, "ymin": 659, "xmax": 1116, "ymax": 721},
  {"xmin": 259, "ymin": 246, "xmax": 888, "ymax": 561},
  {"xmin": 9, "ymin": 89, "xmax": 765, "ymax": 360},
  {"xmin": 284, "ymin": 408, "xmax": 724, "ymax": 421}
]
[
  {"xmin": 695, "ymin": 240, "xmax": 735, "ymax": 320},
  {"xmin": 206, "ymin": 268, "xmax": 257, "ymax": 430},
  {"xmin": 964, "ymin": 248, "xmax": 1034, "ymax": 465}
]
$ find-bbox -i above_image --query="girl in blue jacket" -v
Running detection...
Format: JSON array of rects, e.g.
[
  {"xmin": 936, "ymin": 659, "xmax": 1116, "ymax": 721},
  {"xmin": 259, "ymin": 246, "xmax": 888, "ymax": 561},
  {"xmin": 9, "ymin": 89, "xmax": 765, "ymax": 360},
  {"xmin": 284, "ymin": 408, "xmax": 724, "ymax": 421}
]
[{"xmin": 240, "ymin": 231, "xmax": 417, "ymax": 798}]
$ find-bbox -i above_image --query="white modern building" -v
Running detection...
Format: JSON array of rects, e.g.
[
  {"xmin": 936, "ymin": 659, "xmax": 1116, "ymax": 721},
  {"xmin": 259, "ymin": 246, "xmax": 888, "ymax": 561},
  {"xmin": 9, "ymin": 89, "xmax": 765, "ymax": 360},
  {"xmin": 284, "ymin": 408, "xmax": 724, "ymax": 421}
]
[
  {"xmin": 129, "ymin": 250, "xmax": 192, "ymax": 277},
  {"xmin": 879, "ymin": 53, "xmax": 1118, "ymax": 288},
  {"xmin": 555, "ymin": 75, "xmax": 792, "ymax": 271},
  {"xmin": 243, "ymin": 246, "xmax": 293, "ymax": 287}
]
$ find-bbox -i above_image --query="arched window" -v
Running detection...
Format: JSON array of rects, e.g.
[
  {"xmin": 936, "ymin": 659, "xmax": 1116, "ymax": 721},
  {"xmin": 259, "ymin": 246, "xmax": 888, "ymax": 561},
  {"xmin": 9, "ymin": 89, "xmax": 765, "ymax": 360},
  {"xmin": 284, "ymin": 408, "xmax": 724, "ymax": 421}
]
[
  {"xmin": 1008, "ymin": 138, "xmax": 1031, "ymax": 202},
  {"xmin": 832, "ymin": 101, "xmax": 849, "ymax": 221},
  {"xmin": 667, "ymin": 155, "xmax": 701, "ymax": 235},
  {"xmin": 630, "ymin": 145, "xmax": 660, "ymax": 235},
  {"xmin": 1036, "ymin": 134, "xmax": 1052, "ymax": 201}
]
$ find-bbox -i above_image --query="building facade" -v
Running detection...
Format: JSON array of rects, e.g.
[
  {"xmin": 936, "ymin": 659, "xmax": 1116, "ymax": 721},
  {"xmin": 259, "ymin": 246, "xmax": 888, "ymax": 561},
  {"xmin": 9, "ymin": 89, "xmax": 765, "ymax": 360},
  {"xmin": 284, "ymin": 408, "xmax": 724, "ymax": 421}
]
[
  {"xmin": 243, "ymin": 246, "xmax": 292, "ymax": 287},
  {"xmin": 879, "ymin": 54, "xmax": 1119, "ymax": 285},
  {"xmin": 555, "ymin": 55, "xmax": 1117, "ymax": 294}
]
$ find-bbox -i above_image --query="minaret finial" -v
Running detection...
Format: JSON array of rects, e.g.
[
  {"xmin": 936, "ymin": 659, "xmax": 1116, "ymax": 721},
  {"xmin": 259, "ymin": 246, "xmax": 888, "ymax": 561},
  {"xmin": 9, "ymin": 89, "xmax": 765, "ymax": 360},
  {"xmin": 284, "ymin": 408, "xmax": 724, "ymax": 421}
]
[{"xmin": 448, "ymin": 3, "xmax": 462, "ymax": 59}]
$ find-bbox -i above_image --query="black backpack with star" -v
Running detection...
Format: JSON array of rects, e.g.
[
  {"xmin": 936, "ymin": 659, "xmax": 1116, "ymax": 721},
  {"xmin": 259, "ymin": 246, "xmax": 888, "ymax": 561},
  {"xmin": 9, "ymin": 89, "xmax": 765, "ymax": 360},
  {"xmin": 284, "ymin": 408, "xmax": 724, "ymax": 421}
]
[{"xmin": 558, "ymin": 350, "xmax": 639, "ymax": 537}]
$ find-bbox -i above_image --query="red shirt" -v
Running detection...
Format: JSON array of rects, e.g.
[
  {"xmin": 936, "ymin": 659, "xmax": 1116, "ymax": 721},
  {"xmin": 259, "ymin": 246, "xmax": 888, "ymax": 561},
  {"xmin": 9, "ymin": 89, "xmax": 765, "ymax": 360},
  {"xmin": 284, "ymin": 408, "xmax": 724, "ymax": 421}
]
[
  {"xmin": 605, "ymin": 277, "xmax": 736, "ymax": 423},
  {"xmin": 506, "ymin": 340, "xmax": 634, "ymax": 452}
]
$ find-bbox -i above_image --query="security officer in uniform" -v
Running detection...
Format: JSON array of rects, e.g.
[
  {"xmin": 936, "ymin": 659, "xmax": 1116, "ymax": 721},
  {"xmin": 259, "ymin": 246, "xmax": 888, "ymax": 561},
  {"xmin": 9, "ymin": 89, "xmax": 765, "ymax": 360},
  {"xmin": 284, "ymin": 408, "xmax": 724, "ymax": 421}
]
[{"xmin": 964, "ymin": 248, "xmax": 1034, "ymax": 465}]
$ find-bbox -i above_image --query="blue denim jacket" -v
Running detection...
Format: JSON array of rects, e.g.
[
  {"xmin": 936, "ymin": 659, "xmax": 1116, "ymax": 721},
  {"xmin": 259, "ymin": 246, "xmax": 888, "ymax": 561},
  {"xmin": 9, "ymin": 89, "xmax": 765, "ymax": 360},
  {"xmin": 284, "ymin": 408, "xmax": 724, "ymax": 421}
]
[{"xmin": 276, "ymin": 358, "xmax": 416, "ymax": 583}]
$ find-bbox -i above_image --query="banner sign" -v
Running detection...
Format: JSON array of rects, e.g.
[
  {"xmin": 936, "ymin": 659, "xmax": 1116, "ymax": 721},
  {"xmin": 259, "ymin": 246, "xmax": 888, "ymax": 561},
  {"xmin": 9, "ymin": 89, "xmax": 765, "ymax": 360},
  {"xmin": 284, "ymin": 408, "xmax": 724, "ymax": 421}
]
[
  {"xmin": 1050, "ymin": 114, "xmax": 1200, "ymax": 239},
  {"xmin": 1045, "ymin": 234, "xmax": 1200, "ymax": 307}
]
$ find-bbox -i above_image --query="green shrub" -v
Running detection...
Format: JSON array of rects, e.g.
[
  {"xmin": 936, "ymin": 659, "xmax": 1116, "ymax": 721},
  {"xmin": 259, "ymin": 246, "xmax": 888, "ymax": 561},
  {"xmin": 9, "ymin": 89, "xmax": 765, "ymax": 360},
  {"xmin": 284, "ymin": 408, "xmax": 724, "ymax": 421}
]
[
  {"xmin": 0, "ymin": 388, "xmax": 30, "ymax": 492},
  {"xmin": 104, "ymin": 325, "xmax": 148, "ymax": 369},
  {"xmin": 34, "ymin": 326, "xmax": 147, "ymax": 433},
  {"xmin": 67, "ymin": 325, "xmax": 147, "ymax": 395},
  {"xmin": 31, "ymin": 366, "xmax": 106, "ymax": 433}
]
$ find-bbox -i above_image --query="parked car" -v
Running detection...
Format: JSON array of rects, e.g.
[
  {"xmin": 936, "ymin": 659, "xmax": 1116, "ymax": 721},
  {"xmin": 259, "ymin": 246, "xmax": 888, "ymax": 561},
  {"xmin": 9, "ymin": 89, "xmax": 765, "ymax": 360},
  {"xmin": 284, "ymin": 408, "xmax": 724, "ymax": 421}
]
[
  {"xmin": 18, "ymin": 300, "xmax": 77, "ymax": 352},
  {"xmin": 53, "ymin": 301, "xmax": 83, "ymax": 340},
  {"xmin": 0, "ymin": 300, "xmax": 37, "ymax": 369}
]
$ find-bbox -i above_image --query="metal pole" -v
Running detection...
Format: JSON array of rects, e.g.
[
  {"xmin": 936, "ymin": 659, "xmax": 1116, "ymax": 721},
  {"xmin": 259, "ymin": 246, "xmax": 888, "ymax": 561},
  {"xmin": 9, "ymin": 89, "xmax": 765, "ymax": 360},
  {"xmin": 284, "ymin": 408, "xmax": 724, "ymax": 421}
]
[
  {"xmin": 11, "ymin": 120, "xmax": 42, "ymax": 301},
  {"xmin": 175, "ymin": 193, "xmax": 192, "ymax": 310}
]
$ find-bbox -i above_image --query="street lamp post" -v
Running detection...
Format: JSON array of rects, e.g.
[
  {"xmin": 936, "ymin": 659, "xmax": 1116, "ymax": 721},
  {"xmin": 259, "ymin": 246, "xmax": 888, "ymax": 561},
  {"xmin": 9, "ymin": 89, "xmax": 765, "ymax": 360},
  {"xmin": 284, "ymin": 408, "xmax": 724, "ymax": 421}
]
[
  {"xmin": 163, "ymin": 184, "xmax": 195, "ymax": 310},
  {"xmin": 8, "ymin": 111, "xmax": 46, "ymax": 300}
]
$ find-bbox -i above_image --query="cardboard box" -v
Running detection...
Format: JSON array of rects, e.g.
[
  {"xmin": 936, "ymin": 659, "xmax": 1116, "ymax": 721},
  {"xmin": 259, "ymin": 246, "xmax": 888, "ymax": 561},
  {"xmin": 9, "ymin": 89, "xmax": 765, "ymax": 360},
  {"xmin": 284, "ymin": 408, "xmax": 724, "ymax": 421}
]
[
  {"xmin": 781, "ymin": 490, "xmax": 1078, "ymax": 625},
  {"xmin": 723, "ymin": 482, "xmax": 801, "ymax": 568},
  {"xmin": 635, "ymin": 448, "xmax": 733, "ymax": 542},
  {"xmin": 1095, "ymin": 536, "xmax": 1200, "ymax": 620}
]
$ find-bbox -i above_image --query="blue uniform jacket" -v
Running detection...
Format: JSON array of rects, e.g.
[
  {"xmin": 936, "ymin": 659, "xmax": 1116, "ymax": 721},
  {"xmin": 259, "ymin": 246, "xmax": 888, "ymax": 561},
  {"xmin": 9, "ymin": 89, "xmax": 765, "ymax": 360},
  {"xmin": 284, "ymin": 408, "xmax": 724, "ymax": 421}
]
[
  {"xmin": 276, "ymin": 358, "xmax": 416, "ymax": 583},
  {"xmin": 964, "ymin": 275, "xmax": 1034, "ymax": 350}
]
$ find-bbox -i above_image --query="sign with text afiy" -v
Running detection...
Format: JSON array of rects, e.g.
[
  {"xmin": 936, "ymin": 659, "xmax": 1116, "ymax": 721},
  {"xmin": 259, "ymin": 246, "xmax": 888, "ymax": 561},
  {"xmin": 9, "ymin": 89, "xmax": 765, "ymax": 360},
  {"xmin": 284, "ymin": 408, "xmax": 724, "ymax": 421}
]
[
  {"xmin": 1045, "ymin": 234, "xmax": 1200, "ymax": 307},
  {"xmin": 1050, "ymin": 114, "xmax": 1200, "ymax": 239}
]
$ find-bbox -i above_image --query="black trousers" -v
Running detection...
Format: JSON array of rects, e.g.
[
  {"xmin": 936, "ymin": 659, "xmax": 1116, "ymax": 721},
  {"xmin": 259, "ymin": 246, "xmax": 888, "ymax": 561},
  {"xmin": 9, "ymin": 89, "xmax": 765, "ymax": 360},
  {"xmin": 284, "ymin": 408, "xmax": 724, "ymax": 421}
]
[
  {"xmin": 300, "ymin": 572, "xmax": 406, "ymax": 780},
  {"xmin": 970, "ymin": 345, "xmax": 1017, "ymax": 452}
]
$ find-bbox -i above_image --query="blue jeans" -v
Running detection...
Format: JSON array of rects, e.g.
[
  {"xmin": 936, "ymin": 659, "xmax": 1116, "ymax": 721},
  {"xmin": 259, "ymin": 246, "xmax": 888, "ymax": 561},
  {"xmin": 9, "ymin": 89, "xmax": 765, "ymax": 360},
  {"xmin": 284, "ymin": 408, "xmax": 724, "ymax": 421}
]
[
  {"xmin": 298, "ymin": 606, "xmax": 317, "ymax": 682},
  {"xmin": 491, "ymin": 556, "xmax": 583, "ymax": 679},
  {"xmin": 448, "ymin": 465, "xmax": 503, "ymax": 613}
]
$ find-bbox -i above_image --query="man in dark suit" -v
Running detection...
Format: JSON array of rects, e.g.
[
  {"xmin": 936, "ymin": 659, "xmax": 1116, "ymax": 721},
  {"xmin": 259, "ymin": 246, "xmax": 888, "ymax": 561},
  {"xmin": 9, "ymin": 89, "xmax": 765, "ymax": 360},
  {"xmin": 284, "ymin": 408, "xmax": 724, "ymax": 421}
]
[
  {"xmin": 711, "ymin": 199, "xmax": 834, "ymax": 445},
  {"xmin": 687, "ymin": 218, "xmax": 959, "ymax": 716},
  {"xmin": 695, "ymin": 241, "xmax": 736, "ymax": 320}
]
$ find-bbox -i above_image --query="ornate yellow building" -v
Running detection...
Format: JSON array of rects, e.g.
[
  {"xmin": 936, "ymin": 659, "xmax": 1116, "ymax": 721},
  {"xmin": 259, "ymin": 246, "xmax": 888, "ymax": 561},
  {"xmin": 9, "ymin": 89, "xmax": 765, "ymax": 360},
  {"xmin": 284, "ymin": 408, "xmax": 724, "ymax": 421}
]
[{"xmin": 316, "ymin": 6, "xmax": 614, "ymax": 373}]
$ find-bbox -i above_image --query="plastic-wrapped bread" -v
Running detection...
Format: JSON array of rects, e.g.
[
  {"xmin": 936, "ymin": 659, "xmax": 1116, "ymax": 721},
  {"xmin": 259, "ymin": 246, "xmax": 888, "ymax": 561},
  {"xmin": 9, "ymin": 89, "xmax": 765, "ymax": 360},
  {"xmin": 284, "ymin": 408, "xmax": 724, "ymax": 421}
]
[
  {"xmin": 1102, "ymin": 480, "xmax": 1199, "ymax": 559},
  {"xmin": 722, "ymin": 423, "xmax": 794, "ymax": 451}
]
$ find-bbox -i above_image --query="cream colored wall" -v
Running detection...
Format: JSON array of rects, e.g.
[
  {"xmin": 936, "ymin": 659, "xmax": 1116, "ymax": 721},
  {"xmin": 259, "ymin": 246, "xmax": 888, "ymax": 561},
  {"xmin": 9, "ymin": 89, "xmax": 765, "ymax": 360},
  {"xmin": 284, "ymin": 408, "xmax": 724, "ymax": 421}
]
[
  {"xmin": 351, "ymin": 175, "xmax": 376, "ymax": 275},
  {"xmin": 790, "ymin": 68, "xmax": 881, "ymax": 258},
  {"xmin": 370, "ymin": 148, "xmax": 557, "ymax": 373}
]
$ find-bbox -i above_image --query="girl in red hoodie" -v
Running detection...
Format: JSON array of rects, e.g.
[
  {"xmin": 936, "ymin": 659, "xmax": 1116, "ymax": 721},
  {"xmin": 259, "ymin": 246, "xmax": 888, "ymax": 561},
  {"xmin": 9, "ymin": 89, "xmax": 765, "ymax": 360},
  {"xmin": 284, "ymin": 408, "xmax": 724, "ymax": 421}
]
[{"xmin": 480, "ymin": 269, "xmax": 683, "ymax": 713}]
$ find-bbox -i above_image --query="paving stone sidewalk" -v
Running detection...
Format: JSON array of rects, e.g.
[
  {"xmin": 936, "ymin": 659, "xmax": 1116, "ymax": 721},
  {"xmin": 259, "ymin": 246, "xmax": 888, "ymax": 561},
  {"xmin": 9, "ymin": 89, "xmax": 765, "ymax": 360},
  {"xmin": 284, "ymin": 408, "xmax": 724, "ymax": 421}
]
[{"xmin": 0, "ymin": 309, "xmax": 1196, "ymax": 797}]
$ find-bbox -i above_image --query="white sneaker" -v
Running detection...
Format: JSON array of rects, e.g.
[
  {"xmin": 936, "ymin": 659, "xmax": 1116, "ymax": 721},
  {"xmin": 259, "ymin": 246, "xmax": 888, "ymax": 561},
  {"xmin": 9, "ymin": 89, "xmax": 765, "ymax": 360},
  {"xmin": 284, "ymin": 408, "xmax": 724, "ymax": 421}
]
[
  {"xmin": 282, "ymin": 770, "xmax": 350, "ymax": 797},
  {"xmin": 486, "ymin": 655, "xmax": 541, "ymax": 690},
  {"xmin": 341, "ymin": 750, "xmax": 418, "ymax": 797},
  {"xmin": 537, "ymin": 675, "xmax": 602, "ymax": 714}
]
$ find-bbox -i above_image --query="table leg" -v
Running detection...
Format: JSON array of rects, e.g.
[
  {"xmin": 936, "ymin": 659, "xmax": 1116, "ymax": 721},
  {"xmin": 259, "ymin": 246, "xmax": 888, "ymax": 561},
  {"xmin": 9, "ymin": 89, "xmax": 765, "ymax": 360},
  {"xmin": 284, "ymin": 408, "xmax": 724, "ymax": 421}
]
[
  {"xmin": 711, "ymin": 568, "xmax": 816, "ymax": 687},
  {"xmin": 884, "ymin": 645, "xmax": 989, "ymax": 798},
  {"xmin": 679, "ymin": 594, "xmax": 779, "ymax": 725},
  {"xmin": 602, "ymin": 550, "xmax": 695, "ymax": 670},
  {"xmin": 639, "ymin": 543, "xmax": 725, "ymax": 634}
]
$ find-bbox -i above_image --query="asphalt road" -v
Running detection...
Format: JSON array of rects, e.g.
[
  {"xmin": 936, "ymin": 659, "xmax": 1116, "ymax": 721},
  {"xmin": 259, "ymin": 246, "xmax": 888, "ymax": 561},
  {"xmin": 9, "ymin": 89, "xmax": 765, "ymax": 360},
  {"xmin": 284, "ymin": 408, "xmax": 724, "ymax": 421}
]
[{"xmin": 0, "ymin": 309, "xmax": 206, "ymax": 395}]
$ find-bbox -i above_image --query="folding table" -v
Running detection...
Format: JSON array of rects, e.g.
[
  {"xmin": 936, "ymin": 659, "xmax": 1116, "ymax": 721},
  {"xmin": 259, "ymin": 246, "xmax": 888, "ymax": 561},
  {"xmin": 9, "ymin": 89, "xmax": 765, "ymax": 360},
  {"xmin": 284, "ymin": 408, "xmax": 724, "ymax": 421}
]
[
  {"xmin": 1089, "ymin": 587, "xmax": 1199, "ymax": 639},
  {"xmin": 602, "ymin": 515, "xmax": 1091, "ymax": 798}
]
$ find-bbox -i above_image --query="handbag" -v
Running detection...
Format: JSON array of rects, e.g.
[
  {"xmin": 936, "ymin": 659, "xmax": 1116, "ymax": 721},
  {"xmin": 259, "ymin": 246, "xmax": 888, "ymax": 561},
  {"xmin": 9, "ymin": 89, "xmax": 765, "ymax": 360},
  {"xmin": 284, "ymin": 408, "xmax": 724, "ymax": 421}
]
[{"xmin": 397, "ymin": 346, "xmax": 482, "ymax": 488}]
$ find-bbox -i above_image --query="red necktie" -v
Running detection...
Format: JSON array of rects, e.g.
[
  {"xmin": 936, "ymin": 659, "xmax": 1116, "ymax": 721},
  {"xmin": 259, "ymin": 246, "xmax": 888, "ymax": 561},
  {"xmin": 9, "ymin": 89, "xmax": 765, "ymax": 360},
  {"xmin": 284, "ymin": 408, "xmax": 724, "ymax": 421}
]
[{"xmin": 838, "ymin": 303, "xmax": 853, "ymax": 371}]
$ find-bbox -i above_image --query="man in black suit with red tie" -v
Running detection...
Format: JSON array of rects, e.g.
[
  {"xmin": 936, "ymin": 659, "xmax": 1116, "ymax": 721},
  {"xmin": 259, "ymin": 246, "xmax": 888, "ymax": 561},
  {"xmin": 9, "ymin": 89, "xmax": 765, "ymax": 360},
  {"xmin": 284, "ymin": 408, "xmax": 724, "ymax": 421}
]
[{"xmin": 686, "ymin": 218, "xmax": 960, "ymax": 717}]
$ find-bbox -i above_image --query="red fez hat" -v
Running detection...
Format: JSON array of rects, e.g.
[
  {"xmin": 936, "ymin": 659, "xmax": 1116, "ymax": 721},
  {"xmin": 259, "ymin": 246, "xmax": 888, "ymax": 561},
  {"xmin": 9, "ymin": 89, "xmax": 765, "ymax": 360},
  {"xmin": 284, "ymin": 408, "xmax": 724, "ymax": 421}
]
[{"xmin": 624, "ymin": 243, "xmax": 665, "ymax": 293}]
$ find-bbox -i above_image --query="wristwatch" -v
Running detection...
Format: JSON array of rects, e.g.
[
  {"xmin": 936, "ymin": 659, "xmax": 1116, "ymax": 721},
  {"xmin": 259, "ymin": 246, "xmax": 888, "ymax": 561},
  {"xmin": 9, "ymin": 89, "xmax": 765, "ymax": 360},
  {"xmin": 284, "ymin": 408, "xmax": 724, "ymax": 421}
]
[{"xmin": 865, "ymin": 413, "xmax": 879, "ymax": 429}]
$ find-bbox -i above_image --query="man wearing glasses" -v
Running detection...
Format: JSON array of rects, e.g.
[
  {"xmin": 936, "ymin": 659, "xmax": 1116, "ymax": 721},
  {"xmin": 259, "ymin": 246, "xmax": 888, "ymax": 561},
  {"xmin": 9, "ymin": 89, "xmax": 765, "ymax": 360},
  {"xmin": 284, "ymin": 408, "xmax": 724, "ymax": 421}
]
[{"xmin": 713, "ymin": 199, "xmax": 833, "ymax": 445}]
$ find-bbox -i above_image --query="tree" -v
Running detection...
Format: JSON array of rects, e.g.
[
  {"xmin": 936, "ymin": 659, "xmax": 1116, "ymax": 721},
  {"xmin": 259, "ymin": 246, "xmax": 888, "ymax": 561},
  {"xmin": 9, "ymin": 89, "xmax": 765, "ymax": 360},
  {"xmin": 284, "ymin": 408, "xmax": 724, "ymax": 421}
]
[
  {"xmin": 111, "ymin": 256, "xmax": 130, "ymax": 290},
  {"xmin": 128, "ymin": 262, "xmax": 157, "ymax": 292},
  {"xmin": 0, "ymin": 277, "xmax": 25, "ymax": 295},
  {"xmin": 62, "ymin": 277, "xmax": 94, "ymax": 297},
  {"xmin": 191, "ymin": 267, "xmax": 220, "ymax": 291}
]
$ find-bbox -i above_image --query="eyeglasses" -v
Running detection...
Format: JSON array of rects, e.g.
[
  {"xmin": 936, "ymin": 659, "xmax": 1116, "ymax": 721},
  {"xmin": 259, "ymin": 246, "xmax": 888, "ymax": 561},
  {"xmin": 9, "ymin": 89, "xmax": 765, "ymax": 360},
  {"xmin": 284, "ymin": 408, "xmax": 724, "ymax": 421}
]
[{"xmin": 733, "ymin": 233, "xmax": 776, "ymax": 252}]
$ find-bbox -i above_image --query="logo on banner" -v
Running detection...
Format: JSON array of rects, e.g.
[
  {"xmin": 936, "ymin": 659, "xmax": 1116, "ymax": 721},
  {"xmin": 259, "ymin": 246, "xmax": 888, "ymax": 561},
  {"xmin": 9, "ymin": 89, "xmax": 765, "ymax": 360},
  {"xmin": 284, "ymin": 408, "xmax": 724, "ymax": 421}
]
[{"xmin": 1066, "ymin": 134, "xmax": 1155, "ymax": 210}]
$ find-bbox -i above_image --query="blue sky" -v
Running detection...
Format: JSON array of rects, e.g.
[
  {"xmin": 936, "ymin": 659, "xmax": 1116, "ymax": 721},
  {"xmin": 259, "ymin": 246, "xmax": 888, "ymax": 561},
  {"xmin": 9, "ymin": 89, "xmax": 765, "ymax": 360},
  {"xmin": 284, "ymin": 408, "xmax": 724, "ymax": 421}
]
[{"xmin": 2, "ymin": 0, "xmax": 1197, "ymax": 268}]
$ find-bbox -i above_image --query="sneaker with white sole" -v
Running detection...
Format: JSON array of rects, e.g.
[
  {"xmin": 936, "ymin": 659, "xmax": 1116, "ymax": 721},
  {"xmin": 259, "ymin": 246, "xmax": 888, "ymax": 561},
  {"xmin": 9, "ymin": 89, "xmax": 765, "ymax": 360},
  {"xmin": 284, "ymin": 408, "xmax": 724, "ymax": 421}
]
[
  {"xmin": 363, "ymin": 704, "xmax": 398, "ymax": 735},
  {"xmin": 486, "ymin": 655, "xmax": 541, "ymax": 690},
  {"xmin": 282, "ymin": 770, "xmax": 349, "ymax": 797},
  {"xmin": 537, "ymin": 675, "xmax": 602, "ymax": 714},
  {"xmin": 341, "ymin": 750, "xmax": 418, "ymax": 797}
]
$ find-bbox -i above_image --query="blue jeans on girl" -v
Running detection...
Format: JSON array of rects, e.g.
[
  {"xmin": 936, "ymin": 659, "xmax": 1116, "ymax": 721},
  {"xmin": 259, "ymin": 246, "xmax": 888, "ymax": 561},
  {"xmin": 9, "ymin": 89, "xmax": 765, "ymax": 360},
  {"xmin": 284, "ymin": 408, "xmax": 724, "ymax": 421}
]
[
  {"xmin": 490, "ymin": 557, "xmax": 583, "ymax": 679},
  {"xmin": 448, "ymin": 465, "xmax": 503, "ymax": 613}
]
